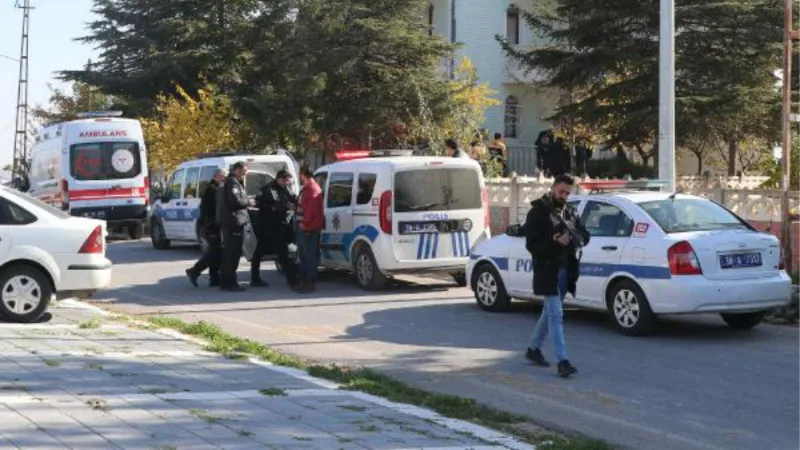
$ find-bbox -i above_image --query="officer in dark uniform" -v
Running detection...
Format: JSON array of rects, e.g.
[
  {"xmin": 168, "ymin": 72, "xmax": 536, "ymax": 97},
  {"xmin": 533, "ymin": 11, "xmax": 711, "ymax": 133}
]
[
  {"xmin": 217, "ymin": 161, "xmax": 253, "ymax": 291},
  {"xmin": 185, "ymin": 168, "xmax": 227, "ymax": 287},
  {"xmin": 251, "ymin": 170, "xmax": 299, "ymax": 287}
]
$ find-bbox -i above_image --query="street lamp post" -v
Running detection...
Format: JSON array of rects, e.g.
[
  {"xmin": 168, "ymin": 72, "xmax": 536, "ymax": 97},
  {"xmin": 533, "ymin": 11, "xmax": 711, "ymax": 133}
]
[{"xmin": 658, "ymin": 0, "xmax": 676, "ymax": 193}]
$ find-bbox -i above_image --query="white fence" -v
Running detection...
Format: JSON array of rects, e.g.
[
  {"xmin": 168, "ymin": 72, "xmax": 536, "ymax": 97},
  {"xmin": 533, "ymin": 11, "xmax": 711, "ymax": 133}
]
[{"xmin": 486, "ymin": 174, "xmax": 800, "ymax": 232}]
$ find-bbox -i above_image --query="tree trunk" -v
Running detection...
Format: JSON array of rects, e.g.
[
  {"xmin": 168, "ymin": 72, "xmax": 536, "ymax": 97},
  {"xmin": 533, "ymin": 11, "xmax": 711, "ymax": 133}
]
[
  {"xmin": 692, "ymin": 151, "xmax": 703, "ymax": 175},
  {"xmin": 727, "ymin": 140, "xmax": 738, "ymax": 176}
]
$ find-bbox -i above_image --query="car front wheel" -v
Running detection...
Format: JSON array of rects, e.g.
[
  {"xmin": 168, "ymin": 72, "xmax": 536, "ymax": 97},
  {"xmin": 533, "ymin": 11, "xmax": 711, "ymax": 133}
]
[
  {"xmin": 472, "ymin": 264, "xmax": 510, "ymax": 312},
  {"xmin": 0, "ymin": 265, "xmax": 51, "ymax": 323},
  {"xmin": 720, "ymin": 311, "xmax": 765, "ymax": 330},
  {"xmin": 607, "ymin": 280, "xmax": 656, "ymax": 336}
]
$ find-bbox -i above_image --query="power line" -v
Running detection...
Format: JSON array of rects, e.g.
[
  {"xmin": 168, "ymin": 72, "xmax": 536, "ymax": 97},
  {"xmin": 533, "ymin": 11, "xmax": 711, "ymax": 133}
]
[{"xmin": 0, "ymin": 53, "xmax": 20, "ymax": 63}]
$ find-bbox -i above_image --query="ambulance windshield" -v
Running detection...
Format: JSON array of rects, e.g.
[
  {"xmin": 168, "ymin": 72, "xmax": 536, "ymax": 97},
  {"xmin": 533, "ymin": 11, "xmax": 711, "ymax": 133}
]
[
  {"xmin": 70, "ymin": 142, "xmax": 141, "ymax": 181},
  {"xmin": 394, "ymin": 168, "xmax": 481, "ymax": 213}
]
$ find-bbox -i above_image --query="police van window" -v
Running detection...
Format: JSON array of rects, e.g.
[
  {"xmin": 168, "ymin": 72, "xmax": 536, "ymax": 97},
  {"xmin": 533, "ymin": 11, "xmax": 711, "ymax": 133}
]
[
  {"xmin": 0, "ymin": 197, "xmax": 37, "ymax": 226},
  {"xmin": 327, "ymin": 173, "xmax": 354, "ymax": 208},
  {"xmin": 356, "ymin": 173, "xmax": 377, "ymax": 205},
  {"xmin": 169, "ymin": 169, "xmax": 185, "ymax": 200},
  {"xmin": 69, "ymin": 142, "xmax": 142, "ymax": 181},
  {"xmin": 197, "ymin": 166, "xmax": 217, "ymax": 197},
  {"xmin": 394, "ymin": 168, "xmax": 481, "ymax": 213},
  {"xmin": 183, "ymin": 167, "xmax": 200, "ymax": 199},
  {"xmin": 581, "ymin": 201, "xmax": 634, "ymax": 237}
]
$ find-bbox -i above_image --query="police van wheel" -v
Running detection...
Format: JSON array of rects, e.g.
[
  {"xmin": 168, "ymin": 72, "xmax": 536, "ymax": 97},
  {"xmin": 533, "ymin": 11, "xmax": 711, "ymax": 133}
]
[
  {"xmin": 472, "ymin": 264, "xmax": 510, "ymax": 312},
  {"xmin": 607, "ymin": 280, "xmax": 656, "ymax": 336},
  {"xmin": 128, "ymin": 224, "xmax": 144, "ymax": 240},
  {"xmin": 150, "ymin": 219, "xmax": 171, "ymax": 250},
  {"xmin": 353, "ymin": 245, "xmax": 386, "ymax": 291}
]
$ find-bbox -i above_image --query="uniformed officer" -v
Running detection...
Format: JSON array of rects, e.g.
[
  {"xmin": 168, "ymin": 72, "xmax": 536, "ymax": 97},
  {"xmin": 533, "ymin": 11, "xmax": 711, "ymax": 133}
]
[
  {"xmin": 185, "ymin": 168, "xmax": 226, "ymax": 287},
  {"xmin": 251, "ymin": 170, "xmax": 299, "ymax": 287},
  {"xmin": 217, "ymin": 161, "xmax": 254, "ymax": 291}
]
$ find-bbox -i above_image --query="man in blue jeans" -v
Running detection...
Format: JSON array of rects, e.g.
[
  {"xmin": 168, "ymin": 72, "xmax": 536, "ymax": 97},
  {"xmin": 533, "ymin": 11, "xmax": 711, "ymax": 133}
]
[
  {"xmin": 296, "ymin": 167, "xmax": 324, "ymax": 293},
  {"xmin": 522, "ymin": 174, "xmax": 590, "ymax": 377}
]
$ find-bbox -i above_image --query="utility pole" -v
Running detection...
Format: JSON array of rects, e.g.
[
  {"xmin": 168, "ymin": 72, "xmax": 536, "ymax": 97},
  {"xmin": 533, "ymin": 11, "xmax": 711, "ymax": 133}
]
[
  {"xmin": 780, "ymin": 0, "xmax": 795, "ymax": 273},
  {"xmin": 12, "ymin": 0, "xmax": 33, "ymax": 180},
  {"xmin": 658, "ymin": 0, "xmax": 676, "ymax": 192}
]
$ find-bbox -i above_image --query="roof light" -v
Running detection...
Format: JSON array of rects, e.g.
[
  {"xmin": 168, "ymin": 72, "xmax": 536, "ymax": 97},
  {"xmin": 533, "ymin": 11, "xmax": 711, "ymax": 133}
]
[
  {"xmin": 579, "ymin": 180, "xmax": 669, "ymax": 193},
  {"xmin": 334, "ymin": 149, "xmax": 414, "ymax": 161},
  {"xmin": 76, "ymin": 111, "xmax": 124, "ymax": 119}
]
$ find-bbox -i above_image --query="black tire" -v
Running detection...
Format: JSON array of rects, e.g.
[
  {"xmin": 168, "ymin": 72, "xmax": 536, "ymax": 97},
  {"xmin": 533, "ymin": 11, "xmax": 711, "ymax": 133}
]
[
  {"xmin": 0, "ymin": 264, "xmax": 52, "ymax": 323},
  {"xmin": 721, "ymin": 311, "xmax": 766, "ymax": 330},
  {"xmin": 451, "ymin": 271, "xmax": 467, "ymax": 287},
  {"xmin": 472, "ymin": 264, "xmax": 510, "ymax": 312},
  {"xmin": 128, "ymin": 223, "xmax": 144, "ymax": 240},
  {"xmin": 150, "ymin": 219, "xmax": 171, "ymax": 250},
  {"xmin": 607, "ymin": 279, "xmax": 656, "ymax": 336},
  {"xmin": 352, "ymin": 245, "xmax": 386, "ymax": 291}
]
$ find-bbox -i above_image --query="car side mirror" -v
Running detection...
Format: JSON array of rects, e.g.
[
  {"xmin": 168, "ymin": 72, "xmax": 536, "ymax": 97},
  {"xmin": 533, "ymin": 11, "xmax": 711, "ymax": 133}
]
[{"xmin": 506, "ymin": 224, "xmax": 522, "ymax": 237}]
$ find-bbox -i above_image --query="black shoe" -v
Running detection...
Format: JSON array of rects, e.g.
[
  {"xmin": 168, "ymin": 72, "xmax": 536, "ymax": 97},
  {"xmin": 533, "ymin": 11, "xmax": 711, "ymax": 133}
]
[
  {"xmin": 557, "ymin": 360, "xmax": 578, "ymax": 378},
  {"xmin": 209, "ymin": 281, "xmax": 219, "ymax": 288},
  {"xmin": 525, "ymin": 348, "xmax": 550, "ymax": 367},
  {"xmin": 221, "ymin": 284, "xmax": 247, "ymax": 292},
  {"xmin": 186, "ymin": 269, "xmax": 199, "ymax": 288},
  {"xmin": 250, "ymin": 278, "xmax": 269, "ymax": 287}
]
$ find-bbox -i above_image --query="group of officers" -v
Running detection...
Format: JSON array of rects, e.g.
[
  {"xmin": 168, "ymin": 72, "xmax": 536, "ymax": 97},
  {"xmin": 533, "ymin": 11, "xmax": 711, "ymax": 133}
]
[{"xmin": 185, "ymin": 162, "xmax": 325, "ymax": 293}]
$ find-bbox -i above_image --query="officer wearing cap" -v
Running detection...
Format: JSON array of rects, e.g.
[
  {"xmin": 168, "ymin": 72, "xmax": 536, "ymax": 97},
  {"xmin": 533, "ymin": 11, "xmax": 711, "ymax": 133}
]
[{"xmin": 217, "ymin": 161, "xmax": 254, "ymax": 291}]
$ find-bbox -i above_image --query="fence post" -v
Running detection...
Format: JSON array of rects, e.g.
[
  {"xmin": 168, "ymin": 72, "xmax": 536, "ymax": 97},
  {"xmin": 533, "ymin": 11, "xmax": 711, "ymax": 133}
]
[{"xmin": 510, "ymin": 174, "xmax": 520, "ymax": 226}]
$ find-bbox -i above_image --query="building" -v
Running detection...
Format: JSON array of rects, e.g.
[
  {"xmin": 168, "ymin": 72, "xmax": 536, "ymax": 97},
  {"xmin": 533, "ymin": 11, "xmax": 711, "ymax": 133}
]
[{"xmin": 427, "ymin": 0, "xmax": 559, "ymax": 172}]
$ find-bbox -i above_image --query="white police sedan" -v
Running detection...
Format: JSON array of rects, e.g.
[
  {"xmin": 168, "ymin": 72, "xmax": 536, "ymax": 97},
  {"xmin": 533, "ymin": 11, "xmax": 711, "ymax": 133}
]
[{"xmin": 466, "ymin": 183, "xmax": 792, "ymax": 335}]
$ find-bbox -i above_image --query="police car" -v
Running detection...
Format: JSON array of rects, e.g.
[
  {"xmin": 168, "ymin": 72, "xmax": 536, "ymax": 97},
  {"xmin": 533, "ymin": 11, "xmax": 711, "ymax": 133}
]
[
  {"xmin": 314, "ymin": 150, "xmax": 491, "ymax": 290},
  {"xmin": 466, "ymin": 180, "xmax": 792, "ymax": 335}
]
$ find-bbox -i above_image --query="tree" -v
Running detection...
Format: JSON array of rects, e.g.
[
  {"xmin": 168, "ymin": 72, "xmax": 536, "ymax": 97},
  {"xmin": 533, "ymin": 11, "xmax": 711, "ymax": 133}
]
[
  {"xmin": 31, "ymin": 81, "xmax": 115, "ymax": 125},
  {"xmin": 142, "ymin": 83, "xmax": 246, "ymax": 171},
  {"xmin": 500, "ymin": 0, "xmax": 785, "ymax": 176},
  {"xmin": 762, "ymin": 133, "xmax": 800, "ymax": 190}
]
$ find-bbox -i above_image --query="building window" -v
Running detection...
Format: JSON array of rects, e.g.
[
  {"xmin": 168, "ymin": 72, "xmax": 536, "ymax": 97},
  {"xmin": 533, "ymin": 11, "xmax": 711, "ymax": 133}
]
[
  {"xmin": 504, "ymin": 96, "xmax": 520, "ymax": 139},
  {"xmin": 506, "ymin": 5, "xmax": 520, "ymax": 45},
  {"xmin": 428, "ymin": 3, "xmax": 434, "ymax": 36}
]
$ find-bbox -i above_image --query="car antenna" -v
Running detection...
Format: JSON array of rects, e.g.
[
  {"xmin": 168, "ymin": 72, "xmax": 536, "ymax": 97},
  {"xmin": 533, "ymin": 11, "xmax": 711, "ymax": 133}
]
[{"xmin": 668, "ymin": 188, "xmax": 682, "ymax": 201}]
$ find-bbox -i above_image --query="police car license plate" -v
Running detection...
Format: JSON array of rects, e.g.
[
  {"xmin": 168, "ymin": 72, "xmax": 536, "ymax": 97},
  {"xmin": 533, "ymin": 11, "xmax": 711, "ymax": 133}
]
[
  {"xmin": 719, "ymin": 252, "xmax": 762, "ymax": 269},
  {"xmin": 400, "ymin": 222, "xmax": 439, "ymax": 235}
]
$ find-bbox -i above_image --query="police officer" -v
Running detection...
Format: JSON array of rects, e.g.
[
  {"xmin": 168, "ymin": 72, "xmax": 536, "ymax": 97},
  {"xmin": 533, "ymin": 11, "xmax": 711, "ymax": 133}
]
[
  {"xmin": 217, "ymin": 161, "xmax": 254, "ymax": 291},
  {"xmin": 251, "ymin": 170, "xmax": 299, "ymax": 287},
  {"xmin": 185, "ymin": 168, "xmax": 226, "ymax": 287}
]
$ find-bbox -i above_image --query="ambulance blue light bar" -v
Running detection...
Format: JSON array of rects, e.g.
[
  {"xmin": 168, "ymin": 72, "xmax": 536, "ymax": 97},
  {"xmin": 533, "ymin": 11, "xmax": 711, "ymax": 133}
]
[
  {"xmin": 76, "ymin": 111, "xmax": 124, "ymax": 119},
  {"xmin": 580, "ymin": 180, "xmax": 668, "ymax": 193}
]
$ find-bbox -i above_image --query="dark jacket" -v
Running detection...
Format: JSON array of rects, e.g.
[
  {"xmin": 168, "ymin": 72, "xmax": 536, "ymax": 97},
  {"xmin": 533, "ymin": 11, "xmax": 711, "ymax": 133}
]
[
  {"xmin": 548, "ymin": 138, "xmax": 571, "ymax": 176},
  {"xmin": 216, "ymin": 174, "xmax": 250, "ymax": 229},
  {"xmin": 199, "ymin": 180, "xmax": 219, "ymax": 235},
  {"xmin": 255, "ymin": 180, "xmax": 297, "ymax": 233},
  {"xmin": 523, "ymin": 195, "xmax": 590, "ymax": 296}
]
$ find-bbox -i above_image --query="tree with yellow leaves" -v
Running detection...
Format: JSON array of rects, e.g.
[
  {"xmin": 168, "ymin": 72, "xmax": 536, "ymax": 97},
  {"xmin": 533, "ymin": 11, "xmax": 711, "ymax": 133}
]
[{"xmin": 142, "ymin": 83, "xmax": 244, "ymax": 171}]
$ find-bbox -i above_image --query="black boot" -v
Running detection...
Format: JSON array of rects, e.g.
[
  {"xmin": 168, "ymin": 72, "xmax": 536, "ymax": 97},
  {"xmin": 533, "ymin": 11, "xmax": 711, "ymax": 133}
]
[
  {"xmin": 557, "ymin": 360, "xmax": 578, "ymax": 378},
  {"xmin": 185, "ymin": 269, "xmax": 199, "ymax": 288},
  {"xmin": 525, "ymin": 348, "xmax": 550, "ymax": 367}
]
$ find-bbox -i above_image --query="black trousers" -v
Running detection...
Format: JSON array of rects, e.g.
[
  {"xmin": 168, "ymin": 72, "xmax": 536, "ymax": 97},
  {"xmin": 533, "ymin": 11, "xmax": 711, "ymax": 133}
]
[
  {"xmin": 252, "ymin": 225, "xmax": 298, "ymax": 285},
  {"xmin": 221, "ymin": 225, "xmax": 244, "ymax": 288},
  {"xmin": 189, "ymin": 231, "xmax": 221, "ymax": 285}
]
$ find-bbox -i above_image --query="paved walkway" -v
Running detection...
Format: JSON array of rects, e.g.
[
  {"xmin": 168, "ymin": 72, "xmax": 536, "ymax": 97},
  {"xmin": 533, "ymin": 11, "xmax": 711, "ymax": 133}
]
[{"xmin": 0, "ymin": 299, "xmax": 531, "ymax": 450}]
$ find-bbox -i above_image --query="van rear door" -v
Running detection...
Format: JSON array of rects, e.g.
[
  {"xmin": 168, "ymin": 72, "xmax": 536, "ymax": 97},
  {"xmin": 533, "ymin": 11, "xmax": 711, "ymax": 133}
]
[
  {"xmin": 392, "ymin": 165, "xmax": 483, "ymax": 264},
  {"xmin": 68, "ymin": 141, "xmax": 145, "ymax": 213}
]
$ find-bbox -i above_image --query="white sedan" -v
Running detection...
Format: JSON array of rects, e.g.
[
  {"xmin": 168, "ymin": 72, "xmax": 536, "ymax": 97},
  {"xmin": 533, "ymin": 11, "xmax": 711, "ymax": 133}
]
[
  {"xmin": 466, "ymin": 190, "xmax": 792, "ymax": 335},
  {"xmin": 0, "ymin": 186, "xmax": 112, "ymax": 323}
]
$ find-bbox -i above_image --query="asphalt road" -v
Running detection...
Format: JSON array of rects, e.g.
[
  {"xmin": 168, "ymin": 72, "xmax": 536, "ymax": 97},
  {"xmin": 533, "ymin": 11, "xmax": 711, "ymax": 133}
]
[{"xmin": 90, "ymin": 239, "xmax": 800, "ymax": 450}]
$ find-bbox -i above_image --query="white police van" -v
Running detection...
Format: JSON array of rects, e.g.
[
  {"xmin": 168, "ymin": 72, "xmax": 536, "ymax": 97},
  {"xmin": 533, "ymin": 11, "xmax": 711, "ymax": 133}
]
[
  {"xmin": 314, "ymin": 150, "xmax": 491, "ymax": 290},
  {"xmin": 466, "ymin": 180, "xmax": 792, "ymax": 335},
  {"xmin": 150, "ymin": 151, "xmax": 299, "ymax": 262}
]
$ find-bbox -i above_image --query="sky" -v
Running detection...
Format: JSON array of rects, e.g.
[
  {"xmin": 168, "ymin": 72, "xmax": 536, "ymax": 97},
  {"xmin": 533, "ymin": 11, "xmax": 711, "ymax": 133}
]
[{"xmin": 0, "ymin": 0, "xmax": 97, "ymax": 169}]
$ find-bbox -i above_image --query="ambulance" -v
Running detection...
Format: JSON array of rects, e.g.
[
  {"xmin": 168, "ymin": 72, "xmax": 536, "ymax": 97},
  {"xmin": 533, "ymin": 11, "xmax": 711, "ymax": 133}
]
[
  {"xmin": 27, "ymin": 112, "xmax": 150, "ymax": 239},
  {"xmin": 314, "ymin": 150, "xmax": 491, "ymax": 290}
]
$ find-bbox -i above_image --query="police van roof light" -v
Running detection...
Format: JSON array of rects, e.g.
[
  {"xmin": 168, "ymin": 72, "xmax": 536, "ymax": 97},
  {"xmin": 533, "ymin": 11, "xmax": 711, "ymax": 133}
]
[{"xmin": 580, "ymin": 180, "xmax": 668, "ymax": 193}]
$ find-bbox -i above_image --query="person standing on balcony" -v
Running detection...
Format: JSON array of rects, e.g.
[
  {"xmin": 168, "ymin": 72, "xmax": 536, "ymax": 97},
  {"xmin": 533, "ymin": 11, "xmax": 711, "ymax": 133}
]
[{"xmin": 535, "ymin": 130, "xmax": 554, "ymax": 175}]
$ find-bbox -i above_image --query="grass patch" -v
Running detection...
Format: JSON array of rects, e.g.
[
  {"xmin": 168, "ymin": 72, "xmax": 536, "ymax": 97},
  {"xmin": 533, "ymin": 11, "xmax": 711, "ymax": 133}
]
[
  {"xmin": 258, "ymin": 388, "xmax": 287, "ymax": 397},
  {"xmin": 189, "ymin": 408, "xmax": 220, "ymax": 424},
  {"xmin": 78, "ymin": 318, "xmax": 103, "ymax": 329},
  {"xmin": 84, "ymin": 363, "xmax": 104, "ymax": 370},
  {"xmin": 42, "ymin": 358, "xmax": 60, "ymax": 368},
  {"xmin": 141, "ymin": 388, "xmax": 169, "ymax": 395},
  {"xmin": 359, "ymin": 424, "xmax": 379, "ymax": 432},
  {"xmin": 238, "ymin": 430, "xmax": 254, "ymax": 437},
  {"xmin": 145, "ymin": 316, "xmax": 611, "ymax": 449},
  {"xmin": 85, "ymin": 399, "xmax": 109, "ymax": 412},
  {"xmin": 338, "ymin": 404, "xmax": 367, "ymax": 412}
]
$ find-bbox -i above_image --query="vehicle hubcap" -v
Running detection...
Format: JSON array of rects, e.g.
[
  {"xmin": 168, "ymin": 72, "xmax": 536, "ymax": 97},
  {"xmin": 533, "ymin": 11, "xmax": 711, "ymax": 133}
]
[
  {"xmin": 2, "ymin": 275, "xmax": 41, "ymax": 315},
  {"xmin": 357, "ymin": 254, "xmax": 373, "ymax": 285},
  {"xmin": 613, "ymin": 289, "xmax": 640, "ymax": 328},
  {"xmin": 476, "ymin": 272, "xmax": 498, "ymax": 306}
]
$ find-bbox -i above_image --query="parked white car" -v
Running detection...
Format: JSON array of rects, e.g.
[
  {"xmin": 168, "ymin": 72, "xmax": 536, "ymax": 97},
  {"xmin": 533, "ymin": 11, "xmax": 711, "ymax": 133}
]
[
  {"xmin": 466, "ymin": 187, "xmax": 792, "ymax": 335},
  {"xmin": 0, "ymin": 186, "xmax": 112, "ymax": 323}
]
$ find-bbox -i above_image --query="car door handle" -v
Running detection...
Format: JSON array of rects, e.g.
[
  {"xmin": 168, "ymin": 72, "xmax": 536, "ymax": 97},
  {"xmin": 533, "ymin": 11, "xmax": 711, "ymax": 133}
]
[{"xmin": 601, "ymin": 246, "xmax": 618, "ymax": 251}]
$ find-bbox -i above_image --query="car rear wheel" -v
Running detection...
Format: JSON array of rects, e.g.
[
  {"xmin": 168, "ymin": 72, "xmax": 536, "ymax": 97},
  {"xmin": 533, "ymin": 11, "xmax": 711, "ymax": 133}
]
[
  {"xmin": 150, "ymin": 219, "xmax": 171, "ymax": 250},
  {"xmin": 473, "ymin": 264, "xmax": 510, "ymax": 312},
  {"xmin": 0, "ymin": 265, "xmax": 51, "ymax": 323},
  {"xmin": 128, "ymin": 223, "xmax": 144, "ymax": 240},
  {"xmin": 353, "ymin": 245, "xmax": 386, "ymax": 291},
  {"xmin": 720, "ymin": 311, "xmax": 765, "ymax": 330},
  {"xmin": 607, "ymin": 280, "xmax": 656, "ymax": 336}
]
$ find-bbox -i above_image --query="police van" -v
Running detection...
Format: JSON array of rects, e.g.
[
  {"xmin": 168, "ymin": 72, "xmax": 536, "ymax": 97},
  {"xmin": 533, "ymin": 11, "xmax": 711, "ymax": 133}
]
[
  {"xmin": 27, "ymin": 111, "xmax": 150, "ymax": 239},
  {"xmin": 150, "ymin": 151, "xmax": 299, "ymax": 263},
  {"xmin": 314, "ymin": 150, "xmax": 491, "ymax": 290}
]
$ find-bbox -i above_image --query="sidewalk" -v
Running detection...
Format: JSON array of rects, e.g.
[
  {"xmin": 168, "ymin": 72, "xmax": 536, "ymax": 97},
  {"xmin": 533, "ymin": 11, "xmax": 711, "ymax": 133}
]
[{"xmin": 0, "ymin": 299, "xmax": 532, "ymax": 450}]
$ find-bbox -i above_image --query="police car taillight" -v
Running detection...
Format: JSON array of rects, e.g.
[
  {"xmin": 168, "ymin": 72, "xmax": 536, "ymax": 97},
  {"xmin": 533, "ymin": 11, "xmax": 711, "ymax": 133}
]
[
  {"xmin": 668, "ymin": 241, "xmax": 702, "ymax": 275},
  {"xmin": 379, "ymin": 191, "xmax": 392, "ymax": 234}
]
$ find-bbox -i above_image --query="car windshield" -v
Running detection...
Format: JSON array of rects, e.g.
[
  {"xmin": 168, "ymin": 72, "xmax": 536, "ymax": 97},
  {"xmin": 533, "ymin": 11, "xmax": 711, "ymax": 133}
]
[
  {"xmin": 394, "ymin": 168, "xmax": 481, "ymax": 213},
  {"xmin": 638, "ymin": 198, "xmax": 750, "ymax": 233},
  {"xmin": 0, "ymin": 186, "xmax": 71, "ymax": 219}
]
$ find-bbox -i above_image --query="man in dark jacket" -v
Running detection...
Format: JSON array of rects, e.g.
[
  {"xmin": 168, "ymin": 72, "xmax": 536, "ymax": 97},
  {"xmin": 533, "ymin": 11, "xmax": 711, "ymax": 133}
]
[
  {"xmin": 522, "ymin": 174, "xmax": 590, "ymax": 377},
  {"xmin": 548, "ymin": 137, "xmax": 572, "ymax": 176},
  {"xmin": 218, "ymin": 161, "xmax": 253, "ymax": 291},
  {"xmin": 251, "ymin": 170, "xmax": 299, "ymax": 287},
  {"xmin": 186, "ymin": 168, "xmax": 226, "ymax": 287}
]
